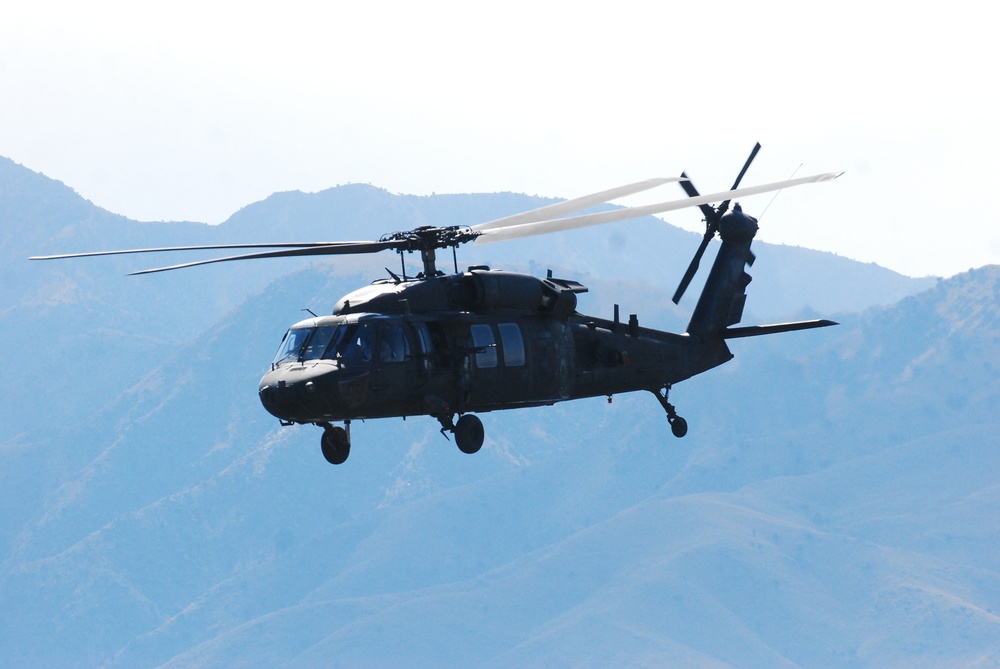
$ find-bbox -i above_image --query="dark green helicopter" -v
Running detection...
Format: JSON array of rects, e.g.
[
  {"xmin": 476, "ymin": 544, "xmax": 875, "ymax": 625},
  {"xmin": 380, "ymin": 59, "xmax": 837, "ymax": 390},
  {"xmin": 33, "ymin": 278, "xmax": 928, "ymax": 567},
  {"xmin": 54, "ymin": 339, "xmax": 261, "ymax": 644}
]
[{"xmin": 32, "ymin": 145, "xmax": 841, "ymax": 465}]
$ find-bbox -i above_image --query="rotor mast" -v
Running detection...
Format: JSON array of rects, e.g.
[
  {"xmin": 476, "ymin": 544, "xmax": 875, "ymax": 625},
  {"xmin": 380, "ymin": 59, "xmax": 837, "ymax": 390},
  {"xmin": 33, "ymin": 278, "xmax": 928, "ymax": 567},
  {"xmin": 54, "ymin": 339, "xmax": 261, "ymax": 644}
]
[
  {"xmin": 420, "ymin": 246, "xmax": 438, "ymax": 276},
  {"xmin": 385, "ymin": 225, "xmax": 479, "ymax": 278}
]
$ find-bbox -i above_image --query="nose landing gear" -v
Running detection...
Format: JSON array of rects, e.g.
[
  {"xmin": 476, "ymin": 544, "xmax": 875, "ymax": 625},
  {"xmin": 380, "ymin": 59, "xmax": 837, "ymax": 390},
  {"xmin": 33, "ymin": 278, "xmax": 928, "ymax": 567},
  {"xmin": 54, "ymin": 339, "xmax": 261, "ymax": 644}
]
[
  {"xmin": 652, "ymin": 385, "xmax": 688, "ymax": 438},
  {"xmin": 320, "ymin": 421, "xmax": 351, "ymax": 464}
]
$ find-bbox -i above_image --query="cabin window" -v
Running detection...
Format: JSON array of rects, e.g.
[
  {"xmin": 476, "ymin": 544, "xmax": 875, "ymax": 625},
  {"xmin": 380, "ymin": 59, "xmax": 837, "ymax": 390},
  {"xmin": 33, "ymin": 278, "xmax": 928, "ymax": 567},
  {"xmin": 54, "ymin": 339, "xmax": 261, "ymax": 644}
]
[
  {"xmin": 379, "ymin": 324, "xmax": 412, "ymax": 363},
  {"xmin": 415, "ymin": 324, "xmax": 434, "ymax": 371},
  {"xmin": 415, "ymin": 324, "xmax": 432, "ymax": 356},
  {"xmin": 470, "ymin": 324, "xmax": 497, "ymax": 368},
  {"xmin": 498, "ymin": 323, "xmax": 525, "ymax": 367}
]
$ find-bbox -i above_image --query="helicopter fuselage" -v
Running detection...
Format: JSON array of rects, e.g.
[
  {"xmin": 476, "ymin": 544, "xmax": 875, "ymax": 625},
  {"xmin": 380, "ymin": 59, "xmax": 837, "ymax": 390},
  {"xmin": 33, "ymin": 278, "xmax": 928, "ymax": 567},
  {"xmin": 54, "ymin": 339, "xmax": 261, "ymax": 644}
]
[{"xmin": 258, "ymin": 269, "xmax": 733, "ymax": 426}]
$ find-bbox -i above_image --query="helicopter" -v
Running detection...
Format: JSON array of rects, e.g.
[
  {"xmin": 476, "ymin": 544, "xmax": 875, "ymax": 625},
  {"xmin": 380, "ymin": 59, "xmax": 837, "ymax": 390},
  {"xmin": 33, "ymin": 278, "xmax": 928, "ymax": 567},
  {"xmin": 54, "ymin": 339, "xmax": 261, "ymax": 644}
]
[{"xmin": 32, "ymin": 144, "xmax": 842, "ymax": 465}]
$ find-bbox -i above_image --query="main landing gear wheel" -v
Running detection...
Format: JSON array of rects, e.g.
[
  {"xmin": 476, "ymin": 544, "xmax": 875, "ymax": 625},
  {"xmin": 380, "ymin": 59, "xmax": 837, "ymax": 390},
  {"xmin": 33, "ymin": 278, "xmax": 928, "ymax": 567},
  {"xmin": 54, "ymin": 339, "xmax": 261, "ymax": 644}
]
[
  {"xmin": 669, "ymin": 416, "xmax": 688, "ymax": 438},
  {"xmin": 454, "ymin": 414, "xmax": 484, "ymax": 454},
  {"xmin": 320, "ymin": 423, "xmax": 351, "ymax": 465}
]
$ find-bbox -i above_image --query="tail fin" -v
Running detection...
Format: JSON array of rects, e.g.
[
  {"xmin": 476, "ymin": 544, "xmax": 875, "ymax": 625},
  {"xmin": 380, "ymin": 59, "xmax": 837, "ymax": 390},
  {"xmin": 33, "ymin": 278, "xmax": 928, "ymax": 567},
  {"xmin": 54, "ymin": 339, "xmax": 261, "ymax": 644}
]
[
  {"xmin": 685, "ymin": 207, "xmax": 758, "ymax": 338},
  {"xmin": 683, "ymin": 206, "xmax": 838, "ymax": 339}
]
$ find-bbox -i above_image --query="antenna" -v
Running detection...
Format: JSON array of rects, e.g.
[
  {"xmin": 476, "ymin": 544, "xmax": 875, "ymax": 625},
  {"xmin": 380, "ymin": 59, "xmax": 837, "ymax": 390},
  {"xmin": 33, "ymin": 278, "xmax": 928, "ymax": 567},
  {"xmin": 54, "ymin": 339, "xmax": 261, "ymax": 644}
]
[{"xmin": 758, "ymin": 163, "xmax": 803, "ymax": 221}]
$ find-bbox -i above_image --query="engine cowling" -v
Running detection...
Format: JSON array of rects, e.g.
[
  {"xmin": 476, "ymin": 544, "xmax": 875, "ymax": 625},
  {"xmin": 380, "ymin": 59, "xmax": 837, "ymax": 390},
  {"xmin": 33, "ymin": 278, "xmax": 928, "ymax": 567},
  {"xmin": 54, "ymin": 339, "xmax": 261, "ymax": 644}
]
[
  {"xmin": 458, "ymin": 269, "xmax": 581, "ymax": 315},
  {"xmin": 333, "ymin": 269, "xmax": 585, "ymax": 316}
]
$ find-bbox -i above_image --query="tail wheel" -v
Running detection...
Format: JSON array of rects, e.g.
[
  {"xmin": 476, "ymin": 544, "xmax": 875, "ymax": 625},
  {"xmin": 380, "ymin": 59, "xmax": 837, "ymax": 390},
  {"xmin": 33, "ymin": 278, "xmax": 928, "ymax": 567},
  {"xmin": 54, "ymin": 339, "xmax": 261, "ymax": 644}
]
[
  {"xmin": 454, "ymin": 414, "xmax": 484, "ymax": 454},
  {"xmin": 651, "ymin": 386, "xmax": 687, "ymax": 438},
  {"xmin": 670, "ymin": 416, "xmax": 688, "ymax": 438}
]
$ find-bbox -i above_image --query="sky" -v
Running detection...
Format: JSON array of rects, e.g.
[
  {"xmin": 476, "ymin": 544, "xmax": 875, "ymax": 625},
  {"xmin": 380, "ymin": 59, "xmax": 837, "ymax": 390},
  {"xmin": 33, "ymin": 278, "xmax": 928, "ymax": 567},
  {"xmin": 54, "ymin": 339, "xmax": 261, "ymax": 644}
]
[{"xmin": 2, "ymin": 0, "xmax": 997, "ymax": 278}]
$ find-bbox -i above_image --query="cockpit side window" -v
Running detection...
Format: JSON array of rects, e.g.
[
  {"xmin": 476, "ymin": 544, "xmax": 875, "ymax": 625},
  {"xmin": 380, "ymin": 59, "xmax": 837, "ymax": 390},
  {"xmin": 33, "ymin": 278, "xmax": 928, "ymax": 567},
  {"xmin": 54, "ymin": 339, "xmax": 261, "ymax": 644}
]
[
  {"xmin": 321, "ymin": 325, "xmax": 350, "ymax": 360},
  {"xmin": 379, "ymin": 324, "xmax": 412, "ymax": 363},
  {"xmin": 339, "ymin": 322, "xmax": 376, "ymax": 363}
]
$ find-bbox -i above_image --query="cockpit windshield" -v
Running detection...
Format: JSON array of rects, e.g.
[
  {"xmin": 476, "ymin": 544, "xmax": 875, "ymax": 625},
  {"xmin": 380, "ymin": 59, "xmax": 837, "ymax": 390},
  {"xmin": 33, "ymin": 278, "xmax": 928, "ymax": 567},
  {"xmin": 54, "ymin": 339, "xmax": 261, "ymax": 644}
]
[
  {"xmin": 270, "ymin": 322, "xmax": 376, "ymax": 367},
  {"xmin": 301, "ymin": 325, "xmax": 339, "ymax": 361},
  {"xmin": 272, "ymin": 328, "xmax": 313, "ymax": 366}
]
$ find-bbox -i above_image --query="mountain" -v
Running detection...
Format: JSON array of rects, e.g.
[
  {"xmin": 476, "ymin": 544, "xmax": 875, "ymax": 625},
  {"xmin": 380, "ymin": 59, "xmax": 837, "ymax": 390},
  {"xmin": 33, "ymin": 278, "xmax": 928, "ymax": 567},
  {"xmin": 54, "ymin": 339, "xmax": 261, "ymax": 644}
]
[{"xmin": 1, "ymin": 157, "xmax": 995, "ymax": 667}]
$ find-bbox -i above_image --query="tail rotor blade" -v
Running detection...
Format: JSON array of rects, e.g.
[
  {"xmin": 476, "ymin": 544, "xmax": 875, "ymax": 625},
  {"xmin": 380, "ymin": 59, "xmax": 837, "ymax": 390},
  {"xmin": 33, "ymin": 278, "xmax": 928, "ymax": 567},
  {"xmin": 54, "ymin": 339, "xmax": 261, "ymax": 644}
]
[
  {"xmin": 672, "ymin": 231, "xmax": 712, "ymax": 304},
  {"xmin": 679, "ymin": 171, "xmax": 716, "ymax": 223},
  {"xmin": 717, "ymin": 142, "xmax": 762, "ymax": 218},
  {"xmin": 673, "ymin": 142, "xmax": 763, "ymax": 304},
  {"xmin": 730, "ymin": 142, "xmax": 761, "ymax": 192}
]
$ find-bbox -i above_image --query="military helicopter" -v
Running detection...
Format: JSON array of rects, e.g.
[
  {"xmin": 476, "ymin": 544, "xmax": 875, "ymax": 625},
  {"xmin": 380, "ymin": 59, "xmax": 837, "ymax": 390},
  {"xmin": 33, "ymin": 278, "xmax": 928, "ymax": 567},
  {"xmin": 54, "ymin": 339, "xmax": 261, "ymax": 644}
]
[{"xmin": 32, "ymin": 144, "xmax": 841, "ymax": 465}]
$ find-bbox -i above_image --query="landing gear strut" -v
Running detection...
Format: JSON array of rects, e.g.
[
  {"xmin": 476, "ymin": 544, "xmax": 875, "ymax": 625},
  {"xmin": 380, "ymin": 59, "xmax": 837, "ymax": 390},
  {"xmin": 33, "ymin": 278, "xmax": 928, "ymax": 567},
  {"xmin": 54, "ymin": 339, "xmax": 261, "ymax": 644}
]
[
  {"xmin": 436, "ymin": 413, "xmax": 485, "ymax": 454},
  {"xmin": 652, "ymin": 386, "xmax": 688, "ymax": 438},
  {"xmin": 320, "ymin": 421, "xmax": 351, "ymax": 464}
]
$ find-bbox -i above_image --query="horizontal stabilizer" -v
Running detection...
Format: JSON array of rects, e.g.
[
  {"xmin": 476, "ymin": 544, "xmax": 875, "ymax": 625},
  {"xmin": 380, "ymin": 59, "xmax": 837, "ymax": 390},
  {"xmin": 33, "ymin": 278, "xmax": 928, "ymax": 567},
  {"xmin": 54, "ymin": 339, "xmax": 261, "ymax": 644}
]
[{"xmin": 722, "ymin": 319, "xmax": 838, "ymax": 339}]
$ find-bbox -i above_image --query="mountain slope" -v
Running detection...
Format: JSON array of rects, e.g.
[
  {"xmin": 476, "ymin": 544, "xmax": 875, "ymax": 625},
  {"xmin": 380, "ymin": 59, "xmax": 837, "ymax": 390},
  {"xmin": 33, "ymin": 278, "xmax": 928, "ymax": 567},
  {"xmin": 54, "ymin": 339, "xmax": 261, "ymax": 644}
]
[
  {"xmin": 151, "ymin": 268, "xmax": 999, "ymax": 669},
  {"xmin": 2, "ymin": 260, "xmax": 996, "ymax": 668},
  {"xmin": 1, "ymin": 158, "xmax": 993, "ymax": 667}
]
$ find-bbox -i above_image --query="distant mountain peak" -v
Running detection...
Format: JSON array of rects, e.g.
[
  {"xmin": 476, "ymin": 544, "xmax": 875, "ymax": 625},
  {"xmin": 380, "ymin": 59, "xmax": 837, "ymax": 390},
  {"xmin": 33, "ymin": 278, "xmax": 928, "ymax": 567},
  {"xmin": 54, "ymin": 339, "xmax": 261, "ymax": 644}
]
[
  {"xmin": 932, "ymin": 264, "xmax": 1000, "ymax": 335},
  {"xmin": 899, "ymin": 265, "xmax": 999, "ymax": 336}
]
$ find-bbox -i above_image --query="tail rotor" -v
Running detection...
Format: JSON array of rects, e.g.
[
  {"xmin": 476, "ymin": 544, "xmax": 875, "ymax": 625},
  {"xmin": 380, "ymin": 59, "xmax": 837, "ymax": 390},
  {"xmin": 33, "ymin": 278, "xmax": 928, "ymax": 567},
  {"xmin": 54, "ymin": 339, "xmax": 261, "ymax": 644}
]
[{"xmin": 671, "ymin": 142, "xmax": 761, "ymax": 305}]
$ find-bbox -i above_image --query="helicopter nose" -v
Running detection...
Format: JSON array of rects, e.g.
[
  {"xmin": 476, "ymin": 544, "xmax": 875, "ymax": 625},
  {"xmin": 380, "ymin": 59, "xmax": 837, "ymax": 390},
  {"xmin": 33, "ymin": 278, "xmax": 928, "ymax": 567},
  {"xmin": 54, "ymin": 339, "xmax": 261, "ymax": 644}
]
[
  {"xmin": 258, "ymin": 375, "xmax": 301, "ymax": 421},
  {"xmin": 258, "ymin": 362, "xmax": 370, "ymax": 422},
  {"xmin": 259, "ymin": 363, "xmax": 337, "ymax": 422}
]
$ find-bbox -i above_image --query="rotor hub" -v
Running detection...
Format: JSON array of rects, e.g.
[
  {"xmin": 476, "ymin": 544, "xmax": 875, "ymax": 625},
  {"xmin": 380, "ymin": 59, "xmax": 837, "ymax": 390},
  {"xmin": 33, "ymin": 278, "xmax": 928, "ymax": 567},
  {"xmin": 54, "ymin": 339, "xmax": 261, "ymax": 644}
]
[
  {"xmin": 380, "ymin": 225, "xmax": 479, "ymax": 276},
  {"xmin": 718, "ymin": 207, "xmax": 758, "ymax": 244}
]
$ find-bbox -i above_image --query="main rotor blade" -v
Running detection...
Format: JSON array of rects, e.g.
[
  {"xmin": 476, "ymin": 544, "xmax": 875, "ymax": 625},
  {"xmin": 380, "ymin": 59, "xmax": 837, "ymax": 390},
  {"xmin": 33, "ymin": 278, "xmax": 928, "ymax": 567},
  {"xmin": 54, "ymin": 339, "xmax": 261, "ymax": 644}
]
[
  {"xmin": 474, "ymin": 171, "xmax": 843, "ymax": 244},
  {"xmin": 128, "ymin": 240, "xmax": 402, "ymax": 275},
  {"xmin": 30, "ymin": 241, "xmax": 363, "ymax": 261},
  {"xmin": 473, "ymin": 177, "xmax": 687, "ymax": 232}
]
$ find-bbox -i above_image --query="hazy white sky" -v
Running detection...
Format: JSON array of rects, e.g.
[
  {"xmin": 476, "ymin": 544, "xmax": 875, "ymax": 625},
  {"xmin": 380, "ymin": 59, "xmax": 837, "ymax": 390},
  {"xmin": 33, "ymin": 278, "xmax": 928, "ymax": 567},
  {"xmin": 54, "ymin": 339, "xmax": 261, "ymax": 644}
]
[{"xmin": 2, "ymin": 0, "xmax": 997, "ymax": 277}]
